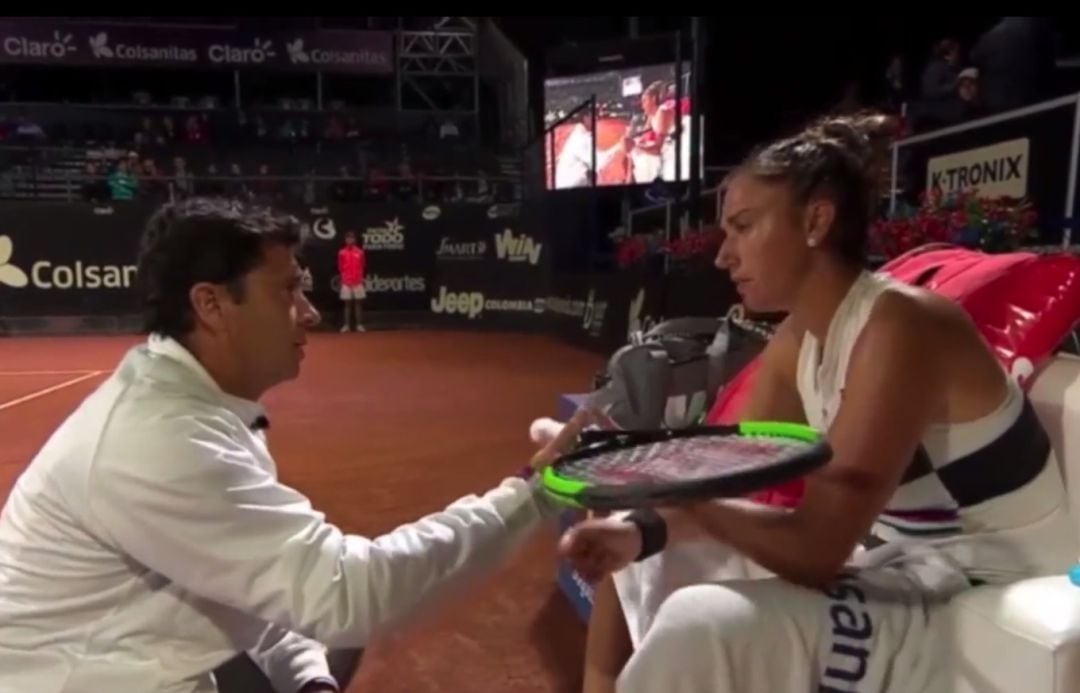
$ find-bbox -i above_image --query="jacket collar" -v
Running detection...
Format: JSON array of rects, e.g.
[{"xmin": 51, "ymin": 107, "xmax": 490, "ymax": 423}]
[{"xmin": 146, "ymin": 333, "xmax": 268, "ymax": 430}]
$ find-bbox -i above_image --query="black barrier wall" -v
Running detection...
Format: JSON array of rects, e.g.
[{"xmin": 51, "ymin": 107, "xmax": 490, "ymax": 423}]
[
  {"xmin": 894, "ymin": 96, "xmax": 1079, "ymax": 244},
  {"xmin": 0, "ymin": 201, "xmax": 739, "ymax": 352},
  {"xmin": 0, "ymin": 203, "xmax": 146, "ymax": 317}
]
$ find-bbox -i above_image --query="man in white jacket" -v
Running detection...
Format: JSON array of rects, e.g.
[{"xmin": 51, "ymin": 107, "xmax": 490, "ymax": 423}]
[{"xmin": 0, "ymin": 198, "xmax": 578, "ymax": 693}]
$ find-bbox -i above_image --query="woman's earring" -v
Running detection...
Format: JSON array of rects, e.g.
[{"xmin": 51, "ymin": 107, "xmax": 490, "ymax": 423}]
[{"xmin": 807, "ymin": 237, "xmax": 819, "ymax": 248}]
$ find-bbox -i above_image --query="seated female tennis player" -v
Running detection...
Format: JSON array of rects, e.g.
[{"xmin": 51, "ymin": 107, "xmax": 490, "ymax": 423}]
[{"xmin": 555, "ymin": 114, "xmax": 1079, "ymax": 692}]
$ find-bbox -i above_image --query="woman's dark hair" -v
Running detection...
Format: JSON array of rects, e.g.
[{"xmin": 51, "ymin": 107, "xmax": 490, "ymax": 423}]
[
  {"xmin": 734, "ymin": 112, "xmax": 894, "ymax": 264},
  {"xmin": 136, "ymin": 196, "xmax": 304, "ymax": 339}
]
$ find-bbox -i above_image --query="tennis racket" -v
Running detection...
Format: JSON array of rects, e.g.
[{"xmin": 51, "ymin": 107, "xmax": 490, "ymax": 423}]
[{"xmin": 541, "ymin": 421, "xmax": 830, "ymax": 510}]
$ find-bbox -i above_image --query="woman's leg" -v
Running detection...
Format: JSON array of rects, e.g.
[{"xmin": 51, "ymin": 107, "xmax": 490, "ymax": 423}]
[
  {"xmin": 615, "ymin": 569, "xmax": 954, "ymax": 693},
  {"xmin": 582, "ymin": 576, "xmax": 634, "ymax": 693}
]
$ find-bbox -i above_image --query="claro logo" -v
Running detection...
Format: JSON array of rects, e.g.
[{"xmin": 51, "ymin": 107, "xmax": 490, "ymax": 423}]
[
  {"xmin": 3, "ymin": 31, "xmax": 76, "ymax": 59},
  {"xmin": 0, "ymin": 236, "xmax": 136, "ymax": 290}
]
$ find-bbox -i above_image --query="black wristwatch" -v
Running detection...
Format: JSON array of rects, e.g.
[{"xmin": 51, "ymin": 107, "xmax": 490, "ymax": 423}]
[
  {"xmin": 624, "ymin": 508, "xmax": 668, "ymax": 561},
  {"xmin": 298, "ymin": 676, "xmax": 340, "ymax": 692}
]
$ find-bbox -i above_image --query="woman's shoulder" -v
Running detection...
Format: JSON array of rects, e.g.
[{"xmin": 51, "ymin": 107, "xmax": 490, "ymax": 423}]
[
  {"xmin": 861, "ymin": 281, "xmax": 1008, "ymax": 407},
  {"xmin": 868, "ymin": 279, "xmax": 972, "ymax": 338}
]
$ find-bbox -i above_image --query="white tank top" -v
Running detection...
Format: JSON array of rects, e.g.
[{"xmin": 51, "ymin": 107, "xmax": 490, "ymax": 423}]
[{"xmin": 796, "ymin": 270, "xmax": 1078, "ymax": 582}]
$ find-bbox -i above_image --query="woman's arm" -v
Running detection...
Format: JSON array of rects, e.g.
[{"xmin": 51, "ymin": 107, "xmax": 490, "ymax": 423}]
[
  {"xmin": 672, "ymin": 293, "xmax": 945, "ymax": 586},
  {"xmin": 561, "ymin": 293, "xmax": 951, "ymax": 588},
  {"xmin": 738, "ymin": 316, "xmax": 807, "ymax": 423}
]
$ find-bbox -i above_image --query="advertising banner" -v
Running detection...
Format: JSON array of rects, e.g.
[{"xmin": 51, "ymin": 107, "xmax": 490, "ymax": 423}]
[
  {"xmin": 0, "ymin": 19, "xmax": 393, "ymax": 75},
  {"xmin": 894, "ymin": 96, "xmax": 1079, "ymax": 244},
  {"xmin": 0, "ymin": 201, "xmax": 543, "ymax": 320}
]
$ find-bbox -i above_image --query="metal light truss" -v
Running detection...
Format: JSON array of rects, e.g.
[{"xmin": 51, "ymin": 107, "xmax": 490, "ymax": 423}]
[{"xmin": 396, "ymin": 17, "xmax": 478, "ymax": 113}]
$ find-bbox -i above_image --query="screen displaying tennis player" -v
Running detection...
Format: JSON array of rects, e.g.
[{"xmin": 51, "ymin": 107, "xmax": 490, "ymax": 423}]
[{"xmin": 543, "ymin": 61, "xmax": 702, "ymax": 190}]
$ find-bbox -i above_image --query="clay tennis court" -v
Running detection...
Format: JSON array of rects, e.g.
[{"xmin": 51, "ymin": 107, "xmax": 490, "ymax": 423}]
[{"xmin": 0, "ymin": 330, "xmax": 605, "ymax": 693}]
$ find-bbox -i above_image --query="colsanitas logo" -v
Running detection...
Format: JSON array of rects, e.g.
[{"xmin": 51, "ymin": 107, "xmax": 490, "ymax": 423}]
[
  {"xmin": 0, "ymin": 236, "xmax": 28, "ymax": 287},
  {"xmin": 88, "ymin": 31, "xmax": 197, "ymax": 63},
  {"xmin": 430, "ymin": 286, "xmax": 537, "ymax": 319},
  {"xmin": 494, "ymin": 229, "xmax": 542, "ymax": 265},
  {"xmin": 366, "ymin": 274, "xmax": 425, "ymax": 293},
  {"xmin": 436, "ymin": 237, "xmax": 486, "ymax": 261},
  {"xmin": 3, "ymin": 30, "xmax": 76, "ymax": 59},
  {"xmin": 0, "ymin": 236, "xmax": 135, "ymax": 290},
  {"xmin": 285, "ymin": 37, "xmax": 388, "ymax": 68},
  {"xmin": 820, "ymin": 571, "xmax": 874, "ymax": 692},
  {"xmin": 362, "ymin": 218, "xmax": 405, "ymax": 251},
  {"xmin": 208, "ymin": 37, "xmax": 276, "ymax": 65}
]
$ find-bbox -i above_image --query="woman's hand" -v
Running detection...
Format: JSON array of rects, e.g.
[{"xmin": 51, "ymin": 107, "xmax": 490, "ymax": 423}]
[{"xmin": 556, "ymin": 515, "xmax": 642, "ymax": 583}]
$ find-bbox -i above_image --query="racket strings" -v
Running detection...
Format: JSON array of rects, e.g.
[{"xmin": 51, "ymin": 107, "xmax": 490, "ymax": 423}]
[{"xmin": 564, "ymin": 435, "xmax": 810, "ymax": 484}]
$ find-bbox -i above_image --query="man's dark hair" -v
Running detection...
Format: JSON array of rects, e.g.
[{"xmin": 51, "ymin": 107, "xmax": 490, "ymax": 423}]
[{"xmin": 136, "ymin": 197, "xmax": 305, "ymax": 339}]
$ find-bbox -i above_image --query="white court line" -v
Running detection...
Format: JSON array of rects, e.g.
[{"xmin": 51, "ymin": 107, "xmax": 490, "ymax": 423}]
[
  {"xmin": 0, "ymin": 371, "xmax": 105, "ymax": 412},
  {"xmin": 0, "ymin": 370, "xmax": 100, "ymax": 377}
]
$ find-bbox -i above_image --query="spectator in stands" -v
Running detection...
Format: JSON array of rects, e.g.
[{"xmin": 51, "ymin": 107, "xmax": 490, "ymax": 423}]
[
  {"xmin": 199, "ymin": 112, "xmax": 214, "ymax": 142},
  {"xmin": 141, "ymin": 158, "xmax": 167, "ymax": 202},
  {"xmin": 227, "ymin": 162, "xmax": 251, "ymax": 201},
  {"xmin": 883, "ymin": 54, "xmax": 905, "ymax": 112},
  {"xmin": 162, "ymin": 115, "xmax": 176, "ymax": 142},
  {"xmin": 971, "ymin": 17, "xmax": 1058, "ymax": 114},
  {"xmin": 134, "ymin": 117, "xmax": 161, "ymax": 148},
  {"xmin": 108, "ymin": 160, "xmax": 138, "ymax": 201},
  {"xmin": 395, "ymin": 158, "xmax": 417, "ymax": 202},
  {"xmin": 447, "ymin": 173, "xmax": 465, "ymax": 203},
  {"xmin": 954, "ymin": 67, "xmax": 985, "ymax": 122},
  {"xmin": 331, "ymin": 165, "xmax": 357, "ymax": 202},
  {"xmin": 11, "ymin": 113, "xmax": 46, "ymax": 143},
  {"xmin": 255, "ymin": 114, "xmax": 269, "ymax": 140},
  {"xmin": 184, "ymin": 114, "xmax": 205, "ymax": 144},
  {"xmin": 277, "ymin": 119, "xmax": 298, "ymax": 143},
  {"xmin": 366, "ymin": 167, "xmax": 389, "ymax": 200},
  {"xmin": 473, "ymin": 172, "xmax": 493, "ymax": 204},
  {"xmin": 81, "ymin": 161, "xmax": 109, "ymax": 204},
  {"xmin": 195, "ymin": 163, "xmax": 226, "ymax": 197},
  {"xmin": 300, "ymin": 169, "xmax": 317, "ymax": 206},
  {"xmin": 324, "ymin": 115, "xmax": 345, "ymax": 141},
  {"xmin": 439, "ymin": 117, "xmax": 460, "ymax": 140},
  {"xmin": 172, "ymin": 156, "xmax": 194, "ymax": 199},
  {"xmin": 921, "ymin": 39, "xmax": 961, "ymax": 102},
  {"xmin": 253, "ymin": 163, "xmax": 280, "ymax": 204}
]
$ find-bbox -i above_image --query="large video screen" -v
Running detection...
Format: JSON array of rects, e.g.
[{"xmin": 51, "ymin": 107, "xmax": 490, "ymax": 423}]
[{"xmin": 543, "ymin": 61, "xmax": 702, "ymax": 190}]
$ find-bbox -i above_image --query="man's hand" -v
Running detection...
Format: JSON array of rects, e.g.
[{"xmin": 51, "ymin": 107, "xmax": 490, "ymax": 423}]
[
  {"xmin": 527, "ymin": 407, "xmax": 618, "ymax": 471},
  {"xmin": 556, "ymin": 516, "xmax": 642, "ymax": 583}
]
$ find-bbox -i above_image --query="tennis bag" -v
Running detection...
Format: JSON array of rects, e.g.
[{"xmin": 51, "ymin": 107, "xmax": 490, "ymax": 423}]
[{"xmin": 589, "ymin": 306, "xmax": 776, "ymax": 430}]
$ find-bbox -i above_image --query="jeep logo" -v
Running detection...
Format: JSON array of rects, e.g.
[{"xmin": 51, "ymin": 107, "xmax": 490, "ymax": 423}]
[{"xmin": 431, "ymin": 286, "xmax": 484, "ymax": 319}]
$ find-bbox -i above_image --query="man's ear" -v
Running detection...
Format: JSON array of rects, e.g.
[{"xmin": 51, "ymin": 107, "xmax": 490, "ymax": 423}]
[
  {"xmin": 189, "ymin": 282, "xmax": 228, "ymax": 334},
  {"xmin": 804, "ymin": 198, "xmax": 838, "ymax": 248}
]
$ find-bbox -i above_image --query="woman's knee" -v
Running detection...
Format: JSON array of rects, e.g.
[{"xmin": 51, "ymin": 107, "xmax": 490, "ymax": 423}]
[
  {"xmin": 617, "ymin": 580, "xmax": 817, "ymax": 692},
  {"xmin": 618, "ymin": 584, "xmax": 760, "ymax": 683}
]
